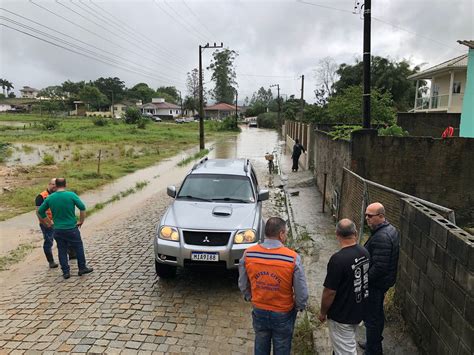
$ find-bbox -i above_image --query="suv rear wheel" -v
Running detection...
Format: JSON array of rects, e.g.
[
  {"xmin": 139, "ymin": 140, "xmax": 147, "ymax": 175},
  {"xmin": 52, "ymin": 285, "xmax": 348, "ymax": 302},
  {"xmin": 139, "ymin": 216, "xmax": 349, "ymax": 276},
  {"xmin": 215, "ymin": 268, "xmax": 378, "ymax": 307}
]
[{"xmin": 155, "ymin": 260, "xmax": 177, "ymax": 278}]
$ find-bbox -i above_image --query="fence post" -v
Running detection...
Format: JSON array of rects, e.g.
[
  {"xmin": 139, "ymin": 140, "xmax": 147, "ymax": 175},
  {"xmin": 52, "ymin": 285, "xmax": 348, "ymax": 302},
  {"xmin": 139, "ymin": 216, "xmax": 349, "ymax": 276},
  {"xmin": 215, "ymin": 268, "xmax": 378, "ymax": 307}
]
[
  {"xmin": 97, "ymin": 149, "xmax": 101, "ymax": 175},
  {"xmin": 359, "ymin": 181, "xmax": 368, "ymax": 244}
]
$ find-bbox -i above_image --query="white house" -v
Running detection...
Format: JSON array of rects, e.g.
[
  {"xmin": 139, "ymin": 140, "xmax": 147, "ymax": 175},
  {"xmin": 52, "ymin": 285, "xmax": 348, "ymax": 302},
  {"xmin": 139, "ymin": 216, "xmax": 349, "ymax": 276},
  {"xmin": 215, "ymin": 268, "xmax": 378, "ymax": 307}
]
[
  {"xmin": 141, "ymin": 98, "xmax": 181, "ymax": 118},
  {"xmin": 19, "ymin": 86, "xmax": 39, "ymax": 99},
  {"xmin": 408, "ymin": 54, "xmax": 467, "ymax": 113},
  {"xmin": 111, "ymin": 100, "xmax": 142, "ymax": 118}
]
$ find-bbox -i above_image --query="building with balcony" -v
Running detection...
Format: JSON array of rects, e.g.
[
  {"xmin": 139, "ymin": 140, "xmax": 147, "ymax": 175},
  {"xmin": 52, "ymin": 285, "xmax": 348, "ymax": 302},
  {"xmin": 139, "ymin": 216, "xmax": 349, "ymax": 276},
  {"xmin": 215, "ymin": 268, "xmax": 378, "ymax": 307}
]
[{"xmin": 408, "ymin": 54, "xmax": 467, "ymax": 113}]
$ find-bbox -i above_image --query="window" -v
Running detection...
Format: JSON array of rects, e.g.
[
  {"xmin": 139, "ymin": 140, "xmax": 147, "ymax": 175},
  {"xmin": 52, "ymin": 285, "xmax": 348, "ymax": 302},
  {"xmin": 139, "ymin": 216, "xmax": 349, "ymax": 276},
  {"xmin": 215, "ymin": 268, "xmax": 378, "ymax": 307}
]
[
  {"xmin": 453, "ymin": 81, "xmax": 461, "ymax": 94},
  {"xmin": 170, "ymin": 110, "xmax": 172, "ymax": 114}
]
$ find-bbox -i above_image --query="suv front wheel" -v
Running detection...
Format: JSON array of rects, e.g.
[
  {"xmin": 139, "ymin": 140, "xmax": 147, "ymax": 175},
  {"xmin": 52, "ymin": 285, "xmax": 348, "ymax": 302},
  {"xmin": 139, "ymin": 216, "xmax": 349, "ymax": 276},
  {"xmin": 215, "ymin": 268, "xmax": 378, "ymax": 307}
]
[{"xmin": 155, "ymin": 261, "xmax": 177, "ymax": 279}]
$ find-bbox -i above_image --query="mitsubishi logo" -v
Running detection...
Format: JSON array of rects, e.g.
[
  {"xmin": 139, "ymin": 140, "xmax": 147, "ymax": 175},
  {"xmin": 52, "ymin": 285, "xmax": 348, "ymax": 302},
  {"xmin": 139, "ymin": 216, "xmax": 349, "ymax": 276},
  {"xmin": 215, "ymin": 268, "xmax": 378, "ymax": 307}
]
[{"xmin": 203, "ymin": 236, "xmax": 210, "ymax": 243}]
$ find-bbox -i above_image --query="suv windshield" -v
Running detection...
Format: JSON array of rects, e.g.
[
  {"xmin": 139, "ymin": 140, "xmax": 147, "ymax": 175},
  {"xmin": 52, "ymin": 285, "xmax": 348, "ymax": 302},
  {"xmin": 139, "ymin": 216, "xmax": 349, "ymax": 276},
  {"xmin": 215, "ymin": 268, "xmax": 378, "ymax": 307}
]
[{"xmin": 177, "ymin": 174, "xmax": 255, "ymax": 203}]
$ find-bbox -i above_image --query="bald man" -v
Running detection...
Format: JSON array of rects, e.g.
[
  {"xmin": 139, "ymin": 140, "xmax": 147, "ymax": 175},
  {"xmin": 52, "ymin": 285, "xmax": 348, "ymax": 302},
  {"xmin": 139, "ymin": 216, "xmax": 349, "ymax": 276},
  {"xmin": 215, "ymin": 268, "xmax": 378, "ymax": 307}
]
[
  {"xmin": 319, "ymin": 219, "xmax": 370, "ymax": 355},
  {"xmin": 360, "ymin": 203, "xmax": 400, "ymax": 355}
]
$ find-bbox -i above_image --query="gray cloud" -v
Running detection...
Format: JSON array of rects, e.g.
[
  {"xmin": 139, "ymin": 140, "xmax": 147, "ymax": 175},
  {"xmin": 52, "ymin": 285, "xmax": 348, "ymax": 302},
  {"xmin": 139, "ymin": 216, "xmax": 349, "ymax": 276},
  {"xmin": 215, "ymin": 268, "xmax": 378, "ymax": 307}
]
[{"xmin": 1, "ymin": 0, "xmax": 472, "ymax": 102}]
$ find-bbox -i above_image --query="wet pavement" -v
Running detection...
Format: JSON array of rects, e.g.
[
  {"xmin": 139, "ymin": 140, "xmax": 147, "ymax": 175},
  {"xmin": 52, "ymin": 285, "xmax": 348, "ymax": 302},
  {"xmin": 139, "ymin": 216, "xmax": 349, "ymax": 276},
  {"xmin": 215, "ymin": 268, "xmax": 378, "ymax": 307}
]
[{"xmin": 0, "ymin": 125, "xmax": 419, "ymax": 354}]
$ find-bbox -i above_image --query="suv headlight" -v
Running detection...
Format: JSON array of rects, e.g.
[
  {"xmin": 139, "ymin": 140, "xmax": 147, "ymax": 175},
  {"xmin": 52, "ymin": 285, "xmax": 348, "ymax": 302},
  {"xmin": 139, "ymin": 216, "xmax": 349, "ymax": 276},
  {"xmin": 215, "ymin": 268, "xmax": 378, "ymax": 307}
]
[
  {"xmin": 234, "ymin": 229, "xmax": 256, "ymax": 244},
  {"xmin": 159, "ymin": 226, "xmax": 179, "ymax": 241}
]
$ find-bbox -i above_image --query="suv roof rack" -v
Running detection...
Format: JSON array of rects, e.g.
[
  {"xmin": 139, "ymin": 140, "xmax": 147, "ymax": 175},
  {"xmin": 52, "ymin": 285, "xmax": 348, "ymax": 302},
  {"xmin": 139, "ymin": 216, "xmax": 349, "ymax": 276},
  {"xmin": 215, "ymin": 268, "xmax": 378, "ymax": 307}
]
[{"xmin": 192, "ymin": 156, "xmax": 208, "ymax": 170}]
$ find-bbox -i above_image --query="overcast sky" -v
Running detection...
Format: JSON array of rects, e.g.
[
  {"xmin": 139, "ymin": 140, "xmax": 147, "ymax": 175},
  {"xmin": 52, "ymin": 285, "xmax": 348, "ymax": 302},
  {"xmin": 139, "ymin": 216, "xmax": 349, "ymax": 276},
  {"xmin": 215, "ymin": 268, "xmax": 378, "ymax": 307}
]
[{"xmin": 1, "ymin": 0, "xmax": 473, "ymax": 103}]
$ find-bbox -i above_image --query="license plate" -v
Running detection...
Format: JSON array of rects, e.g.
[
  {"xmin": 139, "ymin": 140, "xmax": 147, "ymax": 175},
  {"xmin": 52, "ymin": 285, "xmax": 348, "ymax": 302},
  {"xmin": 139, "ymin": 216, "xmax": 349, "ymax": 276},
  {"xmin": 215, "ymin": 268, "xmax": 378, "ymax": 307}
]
[{"xmin": 191, "ymin": 252, "xmax": 219, "ymax": 262}]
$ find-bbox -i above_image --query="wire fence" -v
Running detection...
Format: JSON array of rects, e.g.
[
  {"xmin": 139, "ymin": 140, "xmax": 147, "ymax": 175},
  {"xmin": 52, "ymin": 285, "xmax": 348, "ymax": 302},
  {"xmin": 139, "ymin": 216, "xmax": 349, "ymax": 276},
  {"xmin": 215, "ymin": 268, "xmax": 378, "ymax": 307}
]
[{"xmin": 338, "ymin": 168, "xmax": 456, "ymax": 238}]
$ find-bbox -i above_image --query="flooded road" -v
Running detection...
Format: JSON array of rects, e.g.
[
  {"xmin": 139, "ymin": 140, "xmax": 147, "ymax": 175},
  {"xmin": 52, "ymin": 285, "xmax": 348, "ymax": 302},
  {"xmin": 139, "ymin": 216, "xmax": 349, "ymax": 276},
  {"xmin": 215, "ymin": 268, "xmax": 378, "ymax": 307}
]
[{"xmin": 0, "ymin": 125, "xmax": 280, "ymax": 255}]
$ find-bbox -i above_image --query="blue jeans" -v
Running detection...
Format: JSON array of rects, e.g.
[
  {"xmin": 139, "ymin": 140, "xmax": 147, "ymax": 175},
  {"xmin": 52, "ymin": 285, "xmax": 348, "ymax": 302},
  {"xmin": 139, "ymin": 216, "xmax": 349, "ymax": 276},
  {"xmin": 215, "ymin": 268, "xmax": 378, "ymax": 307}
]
[
  {"xmin": 53, "ymin": 227, "xmax": 87, "ymax": 274},
  {"xmin": 364, "ymin": 288, "xmax": 386, "ymax": 355},
  {"xmin": 39, "ymin": 224, "xmax": 54, "ymax": 254},
  {"xmin": 252, "ymin": 307, "xmax": 297, "ymax": 355}
]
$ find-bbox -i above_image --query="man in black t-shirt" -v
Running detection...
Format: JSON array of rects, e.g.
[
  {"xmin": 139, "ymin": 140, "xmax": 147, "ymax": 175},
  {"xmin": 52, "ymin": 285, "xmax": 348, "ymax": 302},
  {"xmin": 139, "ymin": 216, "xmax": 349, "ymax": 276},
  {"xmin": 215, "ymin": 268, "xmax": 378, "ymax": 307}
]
[{"xmin": 319, "ymin": 219, "xmax": 370, "ymax": 355}]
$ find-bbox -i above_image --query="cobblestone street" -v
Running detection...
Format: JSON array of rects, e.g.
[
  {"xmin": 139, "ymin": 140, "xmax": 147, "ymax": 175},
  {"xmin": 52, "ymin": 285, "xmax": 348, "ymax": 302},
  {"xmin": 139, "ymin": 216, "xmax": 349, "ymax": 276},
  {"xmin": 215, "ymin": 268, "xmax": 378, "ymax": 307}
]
[{"xmin": 0, "ymin": 189, "xmax": 259, "ymax": 354}]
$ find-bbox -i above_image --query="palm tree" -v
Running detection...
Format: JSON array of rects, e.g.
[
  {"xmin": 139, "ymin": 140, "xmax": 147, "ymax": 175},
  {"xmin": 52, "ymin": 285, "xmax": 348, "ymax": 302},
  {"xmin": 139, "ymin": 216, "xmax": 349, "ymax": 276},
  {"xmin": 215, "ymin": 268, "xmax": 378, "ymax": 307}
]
[
  {"xmin": 4, "ymin": 80, "xmax": 14, "ymax": 96},
  {"xmin": 0, "ymin": 79, "xmax": 6, "ymax": 96}
]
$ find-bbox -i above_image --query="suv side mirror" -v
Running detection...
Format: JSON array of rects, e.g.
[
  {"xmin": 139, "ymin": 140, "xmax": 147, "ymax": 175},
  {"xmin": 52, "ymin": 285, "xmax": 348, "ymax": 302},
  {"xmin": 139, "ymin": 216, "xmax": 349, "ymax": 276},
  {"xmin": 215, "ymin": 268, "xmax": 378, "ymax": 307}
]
[
  {"xmin": 258, "ymin": 189, "xmax": 269, "ymax": 201},
  {"xmin": 167, "ymin": 186, "xmax": 177, "ymax": 198}
]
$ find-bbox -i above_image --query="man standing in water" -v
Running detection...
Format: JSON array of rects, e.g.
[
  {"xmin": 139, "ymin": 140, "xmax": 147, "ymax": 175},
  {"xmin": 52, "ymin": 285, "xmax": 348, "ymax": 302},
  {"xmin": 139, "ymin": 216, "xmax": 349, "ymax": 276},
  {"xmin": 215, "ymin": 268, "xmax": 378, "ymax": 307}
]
[{"xmin": 38, "ymin": 178, "xmax": 93, "ymax": 279}]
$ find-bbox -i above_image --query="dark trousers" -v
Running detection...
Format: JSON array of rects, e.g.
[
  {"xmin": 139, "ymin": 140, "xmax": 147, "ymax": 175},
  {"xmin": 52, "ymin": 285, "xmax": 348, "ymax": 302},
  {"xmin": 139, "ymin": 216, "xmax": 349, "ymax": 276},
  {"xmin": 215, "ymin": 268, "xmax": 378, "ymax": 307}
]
[
  {"xmin": 39, "ymin": 224, "xmax": 54, "ymax": 254},
  {"xmin": 252, "ymin": 307, "xmax": 297, "ymax": 355},
  {"xmin": 364, "ymin": 288, "xmax": 386, "ymax": 355},
  {"xmin": 292, "ymin": 157, "xmax": 300, "ymax": 171},
  {"xmin": 53, "ymin": 227, "xmax": 87, "ymax": 274}
]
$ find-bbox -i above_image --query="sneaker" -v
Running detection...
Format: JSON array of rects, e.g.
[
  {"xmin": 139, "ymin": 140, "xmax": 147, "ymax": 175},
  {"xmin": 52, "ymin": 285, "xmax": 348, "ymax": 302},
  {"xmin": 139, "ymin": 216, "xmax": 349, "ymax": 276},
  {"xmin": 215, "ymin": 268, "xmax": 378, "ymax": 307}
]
[
  {"xmin": 78, "ymin": 267, "xmax": 94, "ymax": 276},
  {"xmin": 63, "ymin": 273, "xmax": 70, "ymax": 279},
  {"xmin": 49, "ymin": 261, "xmax": 59, "ymax": 268}
]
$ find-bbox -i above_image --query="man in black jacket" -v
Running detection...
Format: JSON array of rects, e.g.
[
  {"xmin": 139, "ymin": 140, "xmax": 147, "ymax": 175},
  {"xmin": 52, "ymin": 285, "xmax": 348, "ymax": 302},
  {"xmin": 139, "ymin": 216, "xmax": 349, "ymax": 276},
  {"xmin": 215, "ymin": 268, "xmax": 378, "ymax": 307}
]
[
  {"xmin": 361, "ymin": 202, "xmax": 399, "ymax": 355},
  {"xmin": 291, "ymin": 139, "xmax": 306, "ymax": 172}
]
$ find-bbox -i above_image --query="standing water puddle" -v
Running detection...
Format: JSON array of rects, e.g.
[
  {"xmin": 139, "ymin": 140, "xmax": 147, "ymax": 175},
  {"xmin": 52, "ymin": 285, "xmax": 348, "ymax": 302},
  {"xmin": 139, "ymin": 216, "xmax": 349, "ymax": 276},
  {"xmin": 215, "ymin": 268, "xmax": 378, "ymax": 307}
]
[{"xmin": 0, "ymin": 126, "xmax": 279, "ymax": 254}]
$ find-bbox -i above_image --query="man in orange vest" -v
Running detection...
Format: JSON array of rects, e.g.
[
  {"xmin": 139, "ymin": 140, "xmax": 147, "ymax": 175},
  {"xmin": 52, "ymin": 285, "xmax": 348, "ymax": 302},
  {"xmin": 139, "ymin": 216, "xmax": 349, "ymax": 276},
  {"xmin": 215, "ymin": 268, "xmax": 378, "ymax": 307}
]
[
  {"xmin": 239, "ymin": 217, "xmax": 308, "ymax": 355},
  {"xmin": 35, "ymin": 178, "xmax": 58, "ymax": 268}
]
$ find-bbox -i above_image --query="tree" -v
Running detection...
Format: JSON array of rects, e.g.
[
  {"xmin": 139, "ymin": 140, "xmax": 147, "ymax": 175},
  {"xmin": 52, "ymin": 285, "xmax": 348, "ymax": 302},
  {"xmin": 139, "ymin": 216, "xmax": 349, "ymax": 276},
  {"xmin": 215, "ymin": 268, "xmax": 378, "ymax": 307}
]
[
  {"xmin": 314, "ymin": 57, "xmax": 338, "ymax": 106},
  {"xmin": 207, "ymin": 49, "xmax": 238, "ymax": 104},
  {"xmin": 245, "ymin": 87, "xmax": 273, "ymax": 116},
  {"xmin": 61, "ymin": 80, "xmax": 85, "ymax": 97},
  {"xmin": 326, "ymin": 85, "xmax": 396, "ymax": 124},
  {"xmin": 156, "ymin": 86, "xmax": 179, "ymax": 103},
  {"xmin": 127, "ymin": 83, "xmax": 156, "ymax": 104},
  {"xmin": 333, "ymin": 56, "xmax": 425, "ymax": 111},
  {"xmin": 38, "ymin": 86, "xmax": 64, "ymax": 99},
  {"xmin": 185, "ymin": 68, "xmax": 200, "ymax": 110},
  {"xmin": 93, "ymin": 77, "xmax": 126, "ymax": 103},
  {"xmin": 0, "ymin": 79, "xmax": 14, "ymax": 97},
  {"xmin": 79, "ymin": 85, "xmax": 108, "ymax": 110}
]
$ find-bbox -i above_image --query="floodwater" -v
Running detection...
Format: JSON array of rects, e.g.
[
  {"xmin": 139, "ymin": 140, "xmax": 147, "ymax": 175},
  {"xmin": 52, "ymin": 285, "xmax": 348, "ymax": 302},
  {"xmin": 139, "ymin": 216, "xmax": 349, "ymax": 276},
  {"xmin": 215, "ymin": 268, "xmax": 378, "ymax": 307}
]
[{"xmin": 0, "ymin": 125, "xmax": 280, "ymax": 255}]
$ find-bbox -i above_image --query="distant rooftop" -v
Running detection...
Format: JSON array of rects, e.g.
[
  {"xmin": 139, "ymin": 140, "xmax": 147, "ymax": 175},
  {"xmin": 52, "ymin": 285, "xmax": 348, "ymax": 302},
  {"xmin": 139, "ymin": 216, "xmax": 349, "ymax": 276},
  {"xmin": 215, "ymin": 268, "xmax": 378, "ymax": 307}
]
[
  {"xmin": 458, "ymin": 40, "xmax": 474, "ymax": 49},
  {"xmin": 408, "ymin": 54, "xmax": 468, "ymax": 80}
]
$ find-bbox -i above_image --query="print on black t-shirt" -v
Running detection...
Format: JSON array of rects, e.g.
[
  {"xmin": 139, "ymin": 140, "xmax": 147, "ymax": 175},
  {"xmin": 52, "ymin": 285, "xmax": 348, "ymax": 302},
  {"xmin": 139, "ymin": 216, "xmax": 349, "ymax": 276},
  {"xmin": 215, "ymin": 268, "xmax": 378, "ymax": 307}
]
[{"xmin": 323, "ymin": 244, "xmax": 370, "ymax": 324}]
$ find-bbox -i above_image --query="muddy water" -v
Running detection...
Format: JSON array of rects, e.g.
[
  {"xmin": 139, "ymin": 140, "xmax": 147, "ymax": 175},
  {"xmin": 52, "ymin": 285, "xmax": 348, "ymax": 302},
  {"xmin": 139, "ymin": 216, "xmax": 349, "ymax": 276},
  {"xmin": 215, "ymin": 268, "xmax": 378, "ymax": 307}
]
[{"xmin": 0, "ymin": 125, "xmax": 279, "ymax": 255}]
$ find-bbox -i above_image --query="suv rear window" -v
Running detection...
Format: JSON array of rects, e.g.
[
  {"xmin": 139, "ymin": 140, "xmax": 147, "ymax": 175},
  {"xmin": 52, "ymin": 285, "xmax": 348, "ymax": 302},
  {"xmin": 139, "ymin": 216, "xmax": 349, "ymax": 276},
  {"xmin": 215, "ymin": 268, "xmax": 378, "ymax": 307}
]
[{"xmin": 177, "ymin": 174, "xmax": 255, "ymax": 203}]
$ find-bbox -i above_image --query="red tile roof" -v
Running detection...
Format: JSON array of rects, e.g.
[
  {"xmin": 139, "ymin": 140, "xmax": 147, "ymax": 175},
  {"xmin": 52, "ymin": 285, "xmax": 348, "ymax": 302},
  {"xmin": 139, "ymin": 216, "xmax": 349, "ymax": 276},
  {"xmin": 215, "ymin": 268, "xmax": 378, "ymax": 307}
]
[{"xmin": 204, "ymin": 102, "xmax": 239, "ymax": 111}]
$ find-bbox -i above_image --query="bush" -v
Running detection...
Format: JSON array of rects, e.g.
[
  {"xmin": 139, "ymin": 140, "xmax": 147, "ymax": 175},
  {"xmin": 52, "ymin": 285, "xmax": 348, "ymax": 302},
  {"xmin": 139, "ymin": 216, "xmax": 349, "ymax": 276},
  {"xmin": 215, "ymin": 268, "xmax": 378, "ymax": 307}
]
[
  {"xmin": 92, "ymin": 116, "xmax": 109, "ymax": 126},
  {"xmin": 378, "ymin": 124, "xmax": 409, "ymax": 137},
  {"xmin": 208, "ymin": 117, "xmax": 241, "ymax": 132},
  {"xmin": 41, "ymin": 118, "xmax": 60, "ymax": 130},
  {"xmin": 136, "ymin": 117, "xmax": 150, "ymax": 129},
  {"xmin": 123, "ymin": 107, "xmax": 141, "ymax": 124},
  {"xmin": 0, "ymin": 143, "xmax": 12, "ymax": 163},
  {"xmin": 42, "ymin": 153, "xmax": 55, "ymax": 165},
  {"xmin": 257, "ymin": 112, "xmax": 279, "ymax": 129}
]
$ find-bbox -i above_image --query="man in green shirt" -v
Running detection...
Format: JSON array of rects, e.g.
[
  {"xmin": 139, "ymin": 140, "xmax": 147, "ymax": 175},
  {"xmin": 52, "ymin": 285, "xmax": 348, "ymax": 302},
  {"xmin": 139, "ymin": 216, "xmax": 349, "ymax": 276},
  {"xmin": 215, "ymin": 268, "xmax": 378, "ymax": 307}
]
[{"xmin": 38, "ymin": 178, "xmax": 93, "ymax": 279}]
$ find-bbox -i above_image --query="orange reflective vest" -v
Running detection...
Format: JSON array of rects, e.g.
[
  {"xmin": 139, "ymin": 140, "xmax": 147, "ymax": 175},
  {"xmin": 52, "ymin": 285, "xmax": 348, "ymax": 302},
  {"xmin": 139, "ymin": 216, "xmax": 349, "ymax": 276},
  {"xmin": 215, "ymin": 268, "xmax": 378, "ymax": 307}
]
[
  {"xmin": 244, "ymin": 244, "xmax": 297, "ymax": 312},
  {"xmin": 39, "ymin": 190, "xmax": 53, "ymax": 221}
]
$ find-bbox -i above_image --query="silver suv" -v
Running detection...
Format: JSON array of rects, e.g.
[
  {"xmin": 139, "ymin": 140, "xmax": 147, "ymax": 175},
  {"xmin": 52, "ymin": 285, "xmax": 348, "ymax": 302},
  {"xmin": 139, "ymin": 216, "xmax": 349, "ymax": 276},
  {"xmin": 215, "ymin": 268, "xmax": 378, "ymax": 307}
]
[{"xmin": 154, "ymin": 157, "xmax": 269, "ymax": 278}]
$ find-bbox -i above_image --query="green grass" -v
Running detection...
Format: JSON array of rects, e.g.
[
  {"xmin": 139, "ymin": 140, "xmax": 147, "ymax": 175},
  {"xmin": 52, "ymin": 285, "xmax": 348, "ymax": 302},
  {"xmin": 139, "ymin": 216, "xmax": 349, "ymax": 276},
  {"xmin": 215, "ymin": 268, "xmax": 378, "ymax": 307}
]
[
  {"xmin": 177, "ymin": 149, "xmax": 210, "ymax": 167},
  {"xmin": 0, "ymin": 243, "xmax": 37, "ymax": 271},
  {"xmin": 292, "ymin": 310, "xmax": 316, "ymax": 354},
  {"xmin": 0, "ymin": 114, "xmax": 237, "ymax": 221}
]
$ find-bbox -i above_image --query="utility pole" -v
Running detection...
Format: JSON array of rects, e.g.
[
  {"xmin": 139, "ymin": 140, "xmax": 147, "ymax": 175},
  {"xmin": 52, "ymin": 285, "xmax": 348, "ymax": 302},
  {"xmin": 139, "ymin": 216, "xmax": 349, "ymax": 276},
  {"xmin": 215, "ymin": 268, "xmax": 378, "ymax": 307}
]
[
  {"xmin": 235, "ymin": 90, "xmax": 238, "ymax": 129},
  {"xmin": 362, "ymin": 0, "xmax": 371, "ymax": 128},
  {"xmin": 299, "ymin": 75, "xmax": 305, "ymax": 121},
  {"xmin": 177, "ymin": 89, "xmax": 183, "ymax": 117},
  {"xmin": 199, "ymin": 42, "xmax": 224, "ymax": 150},
  {"xmin": 110, "ymin": 90, "xmax": 114, "ymax": 118},
  {"xmin": 270, "ymin": 84, "xmax": 281, "ymax": 125}
]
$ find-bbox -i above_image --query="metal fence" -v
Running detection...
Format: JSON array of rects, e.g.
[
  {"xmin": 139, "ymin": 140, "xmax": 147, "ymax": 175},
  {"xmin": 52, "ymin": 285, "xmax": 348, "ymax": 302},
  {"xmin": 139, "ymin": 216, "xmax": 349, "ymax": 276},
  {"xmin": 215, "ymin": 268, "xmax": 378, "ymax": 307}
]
[{"xmin": 338, "ymin": 168, "xmax": 456, "ymax": 238}]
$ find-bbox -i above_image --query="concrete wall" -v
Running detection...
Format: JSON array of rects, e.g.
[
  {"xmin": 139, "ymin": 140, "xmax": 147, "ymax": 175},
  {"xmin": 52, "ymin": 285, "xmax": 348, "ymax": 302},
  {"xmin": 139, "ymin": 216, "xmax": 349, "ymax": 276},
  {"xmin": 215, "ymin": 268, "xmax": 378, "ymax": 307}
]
[
  {"xmin": 397, "ymin": 198, "xmax": 473, "ymax": 354},
  {"xmin": 397, "ymin": 112, "xmax": 461, "ymax": 137},
  {"xmin": 312, "ymin": 130, "xmax": 351, "ymax": 210},
  {"xmin": 350, "ymin": 131, "xmax": 474, "ymax": 225}
]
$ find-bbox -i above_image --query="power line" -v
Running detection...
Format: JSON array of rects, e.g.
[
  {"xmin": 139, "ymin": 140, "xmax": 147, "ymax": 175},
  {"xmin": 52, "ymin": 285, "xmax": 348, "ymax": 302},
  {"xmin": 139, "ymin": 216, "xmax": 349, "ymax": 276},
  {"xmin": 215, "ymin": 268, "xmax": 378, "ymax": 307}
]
[
  {"xmin": 0, "ymin": 16, "xmax": 183, "ymax": 85},
  {"xmin": 0, "ymin": 7, "xmax": 183, "ymax": 84},
  {"xmin": 152, "ymin": 0, "xmax": 206, "ymax": 43},
  {"xmin": 54, "ymin": 0, "xmax": 187, "ymax": 74},
  {"xmin": 88, "ymin": 0, "xmax": 187, "ymax": 67},
  {"xmin": 0, "ymin": 23, "xmax": 185, "ymax": 89},
  {"xmin": 239, "ymin": 73, "xmax": 298, "ymax": 79},
  {"xmin": 163, "ymin": 0, "xmax": 210, "ymax": 42},
  {"xmin": 297, "ymin": 0, "xmax": 465, "ymax": 53},
  {"xmin": 182, "ymin": 0, "xmax": 215, "ymax": 38}
]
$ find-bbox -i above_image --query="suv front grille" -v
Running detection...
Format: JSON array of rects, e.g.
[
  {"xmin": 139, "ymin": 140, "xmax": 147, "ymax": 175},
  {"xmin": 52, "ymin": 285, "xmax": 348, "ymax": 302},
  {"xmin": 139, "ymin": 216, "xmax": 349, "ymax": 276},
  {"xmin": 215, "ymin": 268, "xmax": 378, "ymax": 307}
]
[{"xmin": 183, "ymin": 231, "xmax": 231, "ymax": 246}]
